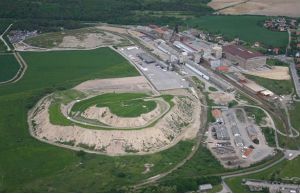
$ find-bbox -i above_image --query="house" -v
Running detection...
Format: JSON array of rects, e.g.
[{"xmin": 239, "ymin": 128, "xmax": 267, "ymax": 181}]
[
  {"xmin": 223, "ymin": 44, "xmax": 266, "ymax": 70},
  {"xmin": 297, "ymin": 43, "xmax": 300, "ymax": 48}
]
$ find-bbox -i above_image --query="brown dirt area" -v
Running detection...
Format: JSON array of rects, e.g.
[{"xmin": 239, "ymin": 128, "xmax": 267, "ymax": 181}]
[
  {"xmin": 209, "ymin": 92, "xmax": 235, "ymax": 105},
  {"xmin": 243, "ymin": 66, "xmax": 290, "ymax": 80},
  {"xmin": 209, "ymin": 0, "xmax": 300, "ymax": 17}
]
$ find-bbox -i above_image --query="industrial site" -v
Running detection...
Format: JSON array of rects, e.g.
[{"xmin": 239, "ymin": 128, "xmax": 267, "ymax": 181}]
[{"xmin": 0, "ymin": 0, "xmax": 300, "ymax": 193}]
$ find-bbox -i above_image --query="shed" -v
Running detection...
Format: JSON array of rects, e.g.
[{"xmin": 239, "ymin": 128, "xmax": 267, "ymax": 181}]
[{"xmin": 199, "ymin": 184, "xmax": 213, "ymax": 192}]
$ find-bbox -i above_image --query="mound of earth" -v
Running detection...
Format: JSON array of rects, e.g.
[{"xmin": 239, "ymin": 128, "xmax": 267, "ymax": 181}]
[{"xmin": 29, "ymin": 76, "xmax": 201, "ymax": 155}]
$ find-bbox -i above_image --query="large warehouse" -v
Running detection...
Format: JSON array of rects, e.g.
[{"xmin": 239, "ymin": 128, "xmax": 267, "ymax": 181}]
[{"xmin": 223, "ymin": 44, "xmax": 266, "ymax": 70}]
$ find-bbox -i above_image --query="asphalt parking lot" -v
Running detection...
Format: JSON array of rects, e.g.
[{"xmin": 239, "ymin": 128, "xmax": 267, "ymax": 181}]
[{"xmin": 119, "ymin": 46, "xmax": 189, "ymax": 91}]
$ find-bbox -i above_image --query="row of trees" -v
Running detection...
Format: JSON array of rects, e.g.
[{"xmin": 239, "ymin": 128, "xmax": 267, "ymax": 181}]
[{"xmin": 0, "ymin": 0, "xmax": 213, "ymax": 24}]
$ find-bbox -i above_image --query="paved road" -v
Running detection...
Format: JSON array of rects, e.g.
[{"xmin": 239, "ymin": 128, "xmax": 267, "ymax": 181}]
[{"xmin": 0, "ymin": 23, "xmax": 13, "ymax": 51}]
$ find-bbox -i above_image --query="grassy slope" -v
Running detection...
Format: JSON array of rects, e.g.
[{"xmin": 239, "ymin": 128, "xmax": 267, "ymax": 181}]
[
  {"xmin": 244, "ymin": 74, "xmax": 293, "ymax": 95},
  {"xmin": 72, "ymin": 93, "xmax": 157, "ymax": 117},
  {"xmin": 289, "ymin": 101, "xmax": 300, "ymax": 132},
  {"xmin": 0, "ymin": 47, "xmax": 197, "ymax": 192},
  {"xmin": 0, "ymin": 54, "xmax": 20, "ymax": 82},
  {"xmin": 187, "ymin": 15, "xmax": 288, "ymax": 47},
  {"xmin": 225, "ymin": 157, "xmax": 300, "ymax": 192}
]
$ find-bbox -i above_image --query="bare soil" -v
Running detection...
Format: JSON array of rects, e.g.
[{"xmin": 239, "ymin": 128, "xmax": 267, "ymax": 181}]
[
  {"xmin": 209, "ymin": 0, "xmax": 300, "ymax": 17},
  {"xmin": 243, "ymin": 66, "xmax": 291, "ymax": 80}
]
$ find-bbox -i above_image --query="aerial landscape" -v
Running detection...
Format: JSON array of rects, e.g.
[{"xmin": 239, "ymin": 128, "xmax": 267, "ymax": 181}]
[{"xmin": 0, "ymin": 0, "xmax": 300, "ymax": 193}]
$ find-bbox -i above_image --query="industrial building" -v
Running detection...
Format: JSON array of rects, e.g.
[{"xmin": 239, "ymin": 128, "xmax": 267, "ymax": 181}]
[
  {"xmin": 223, "ymin": 44, "xmax": 266, "ymax": 70},
  {"xmin": 234, "ymin": 136, "xmax": 244, "ymax": 147},
  {"xmin": 231, "ymin": 125, "xmax": 240, "ymax": 136},
  {"xmin": 215, "ymin": 125, "xmax": 230, "ymax": 140},
  {"xmin": 137, "ymin": 53, "xmax": 156, "ymax": 64},
  {"xmin": 173, "ymin": 41, "xmax": 196, "ymax": 53}
]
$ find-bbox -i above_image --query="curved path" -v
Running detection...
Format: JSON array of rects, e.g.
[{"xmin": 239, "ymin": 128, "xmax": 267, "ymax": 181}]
[{"xmin": 61, "ymin": 96, "xmax": 171, "ymax": 130}]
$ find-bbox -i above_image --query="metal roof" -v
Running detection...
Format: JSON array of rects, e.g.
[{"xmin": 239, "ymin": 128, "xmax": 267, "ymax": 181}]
[{"xmin": 224, "ymin": 44, "xmax": 264, "ymax": 60}]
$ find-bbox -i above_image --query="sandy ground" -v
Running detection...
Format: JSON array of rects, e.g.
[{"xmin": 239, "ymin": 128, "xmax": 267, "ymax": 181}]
[
  {"xmin": 29, "ymin": 77, "xmax": 201, "ymax": 155},
  {"xmin": 74, "ymin": 76, "xmax": 154, "ymax": 95},
  {"xmin": 243, "ymin": 66, "xmax": 291, "ymax": 80},
  {"xmin": 58, "ymin": 32, "xmax": 123, "ymax": 48},
  {"xmin": 209, "ymin": 0, "xmax": 300, "ymax": 17},
  {"xmin": 96, "ymin": 26, "xmax": 129, "ymax": 34},
  {"xmin": 209, "ymin": 92, "xmax": 235, "ymax": 105},
  {"xmin": 208, "ymin": 0, "xmax": 246, "ymax": 10}
]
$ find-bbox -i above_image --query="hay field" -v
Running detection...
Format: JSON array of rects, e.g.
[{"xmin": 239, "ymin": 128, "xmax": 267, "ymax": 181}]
[{"xmin": 209, "ymin": 0, "xmax": 300, "ymax": 17}]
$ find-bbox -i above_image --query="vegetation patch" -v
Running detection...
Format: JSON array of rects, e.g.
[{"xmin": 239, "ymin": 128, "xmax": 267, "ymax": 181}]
[
  {"xmin": 244, "ymin": 107, "xmax": 266, "ymax": 125},
  {"xmin": 0, "ymin": 54, "xmax": 20, "ymax": 82},
  {"xmin": 225, "ymin": 157, "xmax": 300, "ymax": 192},
  {"xmin": 289, "ymin": 101, "xmax": 300, "ymax": 132},
  {"xmin": 71, "ymin": 93, "xmax": 157, "ymax": 118},
  {"xmin": 244, "ymin": 74, "xmax": 293, "ymax": 95},
  {"xmin": 187, "ymin": 15, "xmax": 288, "ymax": 47},
  {"xmin": 267, "ymin": 58, "xmax": 289, "ymax": 67},
  {"xmin": 261, "ymin": 127, "xmax": 276, "ymax": 147}
]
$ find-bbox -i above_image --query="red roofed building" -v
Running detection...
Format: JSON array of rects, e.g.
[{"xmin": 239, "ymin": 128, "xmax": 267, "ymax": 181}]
[{"xmin": 223, "ymin": 44, "xmax": 266, "ymax": 70}]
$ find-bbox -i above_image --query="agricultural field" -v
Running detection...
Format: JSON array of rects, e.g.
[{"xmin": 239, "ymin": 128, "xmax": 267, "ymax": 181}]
[
  {"xmin": 244, "ymin": 74, "xmax": 293, "ymax": 95},
  {"xmin": 187, "ymin": 15, "xmax": 288, "ymax": 47},
  {"xmin": 208, "ymin": 0, "xmax": 300, "ymax": 18},
  {"xmin": 225, "ymin": 157, "xmax": 300, "ymax": 192},
  {"xmin": 0, "ymin": 54, "xmax": 20, "ymax": 82},
  {"xmin": 0, "ymin": 19, "xmax": 12, "ymax": 33},
  {"xmin": 0, "ymin": 47, "xmax": 202, "ymax": 192}
]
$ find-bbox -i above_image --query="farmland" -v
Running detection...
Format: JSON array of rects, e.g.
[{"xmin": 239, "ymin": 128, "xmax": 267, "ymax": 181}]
[
  {"xmin": 187, "ymin": 15, "xmax": 289, "ymax": 47},
  {"xmin": 0, "ymin": 47, "xmax": 202, "ymax": 191},
  {"xmin": 0, "ymin": 54, "xmax": 20, "ymax": 82}
]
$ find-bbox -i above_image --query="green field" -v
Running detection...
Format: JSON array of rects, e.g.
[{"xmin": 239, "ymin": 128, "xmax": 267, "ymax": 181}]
[
  {"xmin": 0, "ymin": 47, "xmax": 199, "ymax": 192},
  {"xmin": 0, "ymin": 54, "xmax": 20, "ymax": 82},
  {"xmin": 136, "ymin": 146, "xmax": 227, "ymax": 192},
  {"xmin": 0, "ymin": 19, "xmax": 12, "ymax": 33},
  {"xmin": 244, "ymin": 74, "xmax": 293, "ymax": 95},
  {"xmin": 71, "ymin": 93, "xmax": 157, "ymax": 118},
  {"xmin": 244, "ymin": 107, "xmax": 266, "ymax": 125},
  {"xmin": 289, "ymin": 101, "xmax": 300, "ymax": 131},
  {"xmin": 187, "ymin": 15, "xmax": 288, "ymax": 47},
  {"xmin": 267, "ymin": 58, "xmax": 289, "ymax": 67},
  {"xmin": 225, "ymin": 157, "xmax": 300, "ymax": 192},
  {"xmin": 261, "ymin": 127, "xmax": 276, "ymax": 147}
]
